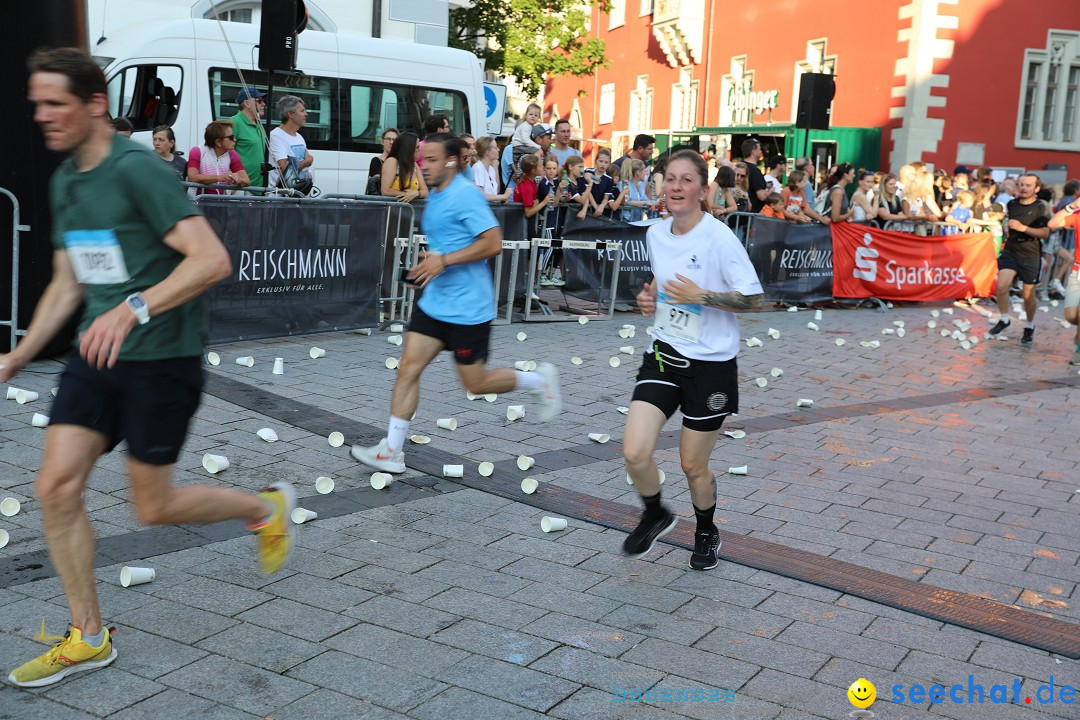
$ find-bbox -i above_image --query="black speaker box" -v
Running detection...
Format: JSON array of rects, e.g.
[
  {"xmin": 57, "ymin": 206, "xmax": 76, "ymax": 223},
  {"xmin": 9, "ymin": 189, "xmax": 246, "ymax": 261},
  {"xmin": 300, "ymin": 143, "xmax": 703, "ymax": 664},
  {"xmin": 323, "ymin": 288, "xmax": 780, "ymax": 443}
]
[
  {"xmin": 258, "ymin": 0, "xmax": 307, "ymax": 70},
  {"xmin": 795, "ymin": 73, "xmax": 836, "ymax": 130}
]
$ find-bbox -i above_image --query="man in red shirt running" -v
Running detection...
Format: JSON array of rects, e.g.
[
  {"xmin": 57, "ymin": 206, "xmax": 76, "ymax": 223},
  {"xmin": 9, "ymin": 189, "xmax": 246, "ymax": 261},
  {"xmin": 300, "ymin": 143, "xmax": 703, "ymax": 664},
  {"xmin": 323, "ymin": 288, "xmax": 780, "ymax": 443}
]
[{"xmin": 1049, "ymin": 199, "xmax": 1080, "ymax": 365}]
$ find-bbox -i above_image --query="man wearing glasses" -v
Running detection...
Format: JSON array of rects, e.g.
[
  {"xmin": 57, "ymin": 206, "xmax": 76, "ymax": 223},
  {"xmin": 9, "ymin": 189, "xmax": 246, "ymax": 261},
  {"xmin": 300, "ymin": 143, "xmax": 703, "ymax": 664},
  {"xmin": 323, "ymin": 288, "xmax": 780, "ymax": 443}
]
[{"xmin": 228, "ymin": 86, "xmax": 268, "ymax": 188}]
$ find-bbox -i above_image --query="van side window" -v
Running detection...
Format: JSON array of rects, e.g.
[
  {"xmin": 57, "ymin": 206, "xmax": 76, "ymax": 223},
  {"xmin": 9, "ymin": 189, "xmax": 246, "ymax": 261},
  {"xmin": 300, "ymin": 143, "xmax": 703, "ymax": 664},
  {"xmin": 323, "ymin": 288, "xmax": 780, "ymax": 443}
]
[
  {"xmin": 107, "ymin": 65, "xmax": 183, "ymax": 131},
  {"xmin": 342, "ymin": 80, "xmax": 470, "ymax": 153},
  {"xmin": 209, "ymin": 68, "xmax": 335, "ymax": 151}
]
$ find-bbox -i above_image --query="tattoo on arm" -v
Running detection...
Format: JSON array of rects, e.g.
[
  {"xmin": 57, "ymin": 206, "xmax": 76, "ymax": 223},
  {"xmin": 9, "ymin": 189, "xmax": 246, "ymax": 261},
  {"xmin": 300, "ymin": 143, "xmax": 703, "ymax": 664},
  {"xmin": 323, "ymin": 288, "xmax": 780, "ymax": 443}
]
[{"xmin": 699, "ymin": 291, "xmax": 764, "ymax": 313}]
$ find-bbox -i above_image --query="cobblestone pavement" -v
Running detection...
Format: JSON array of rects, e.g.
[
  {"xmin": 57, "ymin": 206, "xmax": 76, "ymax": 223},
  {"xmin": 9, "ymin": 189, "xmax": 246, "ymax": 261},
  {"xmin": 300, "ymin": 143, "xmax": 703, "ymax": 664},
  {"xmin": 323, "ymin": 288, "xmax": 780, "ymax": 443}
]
[{"xmin": 1, "ymin": 297, "xmax": 1078, "ymax": 719}]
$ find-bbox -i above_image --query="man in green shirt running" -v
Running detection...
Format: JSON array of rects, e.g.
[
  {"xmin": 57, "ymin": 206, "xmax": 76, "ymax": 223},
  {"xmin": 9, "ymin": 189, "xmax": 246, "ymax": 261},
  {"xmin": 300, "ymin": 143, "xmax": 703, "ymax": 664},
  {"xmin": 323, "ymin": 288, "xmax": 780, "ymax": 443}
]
[
  {"xmin": 228, "ymin": 86, "xmax": 268, "ymax": 188},
  {"xmin": 1, "ymin": 48, "xmax": 294, "ymax": 689}
]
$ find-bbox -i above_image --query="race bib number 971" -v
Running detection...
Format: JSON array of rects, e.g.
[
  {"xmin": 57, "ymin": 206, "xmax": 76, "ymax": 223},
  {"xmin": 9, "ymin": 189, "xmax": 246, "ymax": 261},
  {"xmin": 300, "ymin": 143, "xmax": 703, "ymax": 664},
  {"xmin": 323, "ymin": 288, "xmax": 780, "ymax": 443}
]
[
  {"xmin": 64, "ymin": 229, "xmax": 131, "ymax": 285},
  {"xmin": 654, "ymin": 290, "xmax": 701, "ymax": 343}
]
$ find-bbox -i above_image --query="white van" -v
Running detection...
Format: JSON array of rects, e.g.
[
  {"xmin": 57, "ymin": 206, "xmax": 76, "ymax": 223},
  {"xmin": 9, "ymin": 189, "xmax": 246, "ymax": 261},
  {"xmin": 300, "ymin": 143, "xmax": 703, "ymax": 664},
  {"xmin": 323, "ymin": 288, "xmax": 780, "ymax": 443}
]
[{"xmin": 95, "ymin": 18, "xmax": 487, "ymax": 195}]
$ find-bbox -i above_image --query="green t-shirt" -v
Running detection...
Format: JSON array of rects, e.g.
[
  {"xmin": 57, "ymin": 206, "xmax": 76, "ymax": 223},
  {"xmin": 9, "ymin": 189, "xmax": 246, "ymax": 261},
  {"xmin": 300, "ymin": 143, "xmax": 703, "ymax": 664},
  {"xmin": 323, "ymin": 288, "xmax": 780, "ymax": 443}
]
[
  {"xmin": 50, "ymin": 134, "xmax": 204, "ymax": 360},
  {"xmin": 228, "ymin": 110, "xmax": 267, "ymax": 188}
]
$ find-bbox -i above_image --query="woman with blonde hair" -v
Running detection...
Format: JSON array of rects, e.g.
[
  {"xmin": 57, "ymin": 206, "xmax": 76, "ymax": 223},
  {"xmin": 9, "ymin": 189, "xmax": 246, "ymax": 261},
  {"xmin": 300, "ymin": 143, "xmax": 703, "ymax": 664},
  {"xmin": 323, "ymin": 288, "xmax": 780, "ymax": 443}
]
[{"xmin": 472, "ymin": 136, "xmax": 510, "ymax": 203}]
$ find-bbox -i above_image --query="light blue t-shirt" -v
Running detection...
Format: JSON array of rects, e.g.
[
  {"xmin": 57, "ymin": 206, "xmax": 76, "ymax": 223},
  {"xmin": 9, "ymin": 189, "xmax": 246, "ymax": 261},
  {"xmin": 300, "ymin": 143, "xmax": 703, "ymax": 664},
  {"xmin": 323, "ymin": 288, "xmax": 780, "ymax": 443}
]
[
  {"xmin": 418, "ymin": 174, "xmax": 500, "ymax": 325},
  {"xmin": 500, "ymin": 143, "xmax": 515, "ymax": 186},
  {"xmin": 550, "ymin": 146, "xmax": 576, "ymax": 167}
]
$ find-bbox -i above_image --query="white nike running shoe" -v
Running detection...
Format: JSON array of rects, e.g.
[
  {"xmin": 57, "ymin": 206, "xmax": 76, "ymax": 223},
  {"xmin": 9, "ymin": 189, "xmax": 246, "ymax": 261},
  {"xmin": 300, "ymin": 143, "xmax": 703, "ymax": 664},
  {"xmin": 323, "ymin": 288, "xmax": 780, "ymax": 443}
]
[
  {"xmin": 350, "ymin": 438, "xmax": 406, "ymax": 473},
  {"xmin": 533, "ymin": 362, "xmax": 563, "ymax": 422}
]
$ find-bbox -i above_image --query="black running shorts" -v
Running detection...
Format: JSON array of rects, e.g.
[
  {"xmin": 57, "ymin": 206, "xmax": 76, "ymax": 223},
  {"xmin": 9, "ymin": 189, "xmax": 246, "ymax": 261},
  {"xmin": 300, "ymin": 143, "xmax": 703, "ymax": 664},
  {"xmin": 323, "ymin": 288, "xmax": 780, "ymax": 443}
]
[
  {"xmin": 50, "ymin": 350, "xmax": 203, "ymax": 465},
  {"xmin": 631, "ymin": 340, "xmax": 738, "ymax": 432},
  {"xmin": 407, "ymin": 307, "xmax": 491, "ymax": 365},
  {"xmin": 998, "ymin": 249, "xmax": 1042, "ymax": 285}
]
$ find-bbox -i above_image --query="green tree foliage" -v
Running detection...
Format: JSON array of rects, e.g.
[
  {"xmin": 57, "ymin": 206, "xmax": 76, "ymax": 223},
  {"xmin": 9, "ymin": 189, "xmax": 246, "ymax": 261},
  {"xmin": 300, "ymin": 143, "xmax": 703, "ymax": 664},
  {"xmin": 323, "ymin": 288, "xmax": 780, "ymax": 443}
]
[{"xmin": 450, "ymin": 0, "xmax": 611, "ymax": 99}]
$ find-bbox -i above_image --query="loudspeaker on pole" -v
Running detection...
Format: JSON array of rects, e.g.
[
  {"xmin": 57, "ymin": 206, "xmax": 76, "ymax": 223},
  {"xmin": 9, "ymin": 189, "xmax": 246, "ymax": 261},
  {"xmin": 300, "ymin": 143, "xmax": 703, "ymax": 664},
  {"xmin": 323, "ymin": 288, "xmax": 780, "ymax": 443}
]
[
  {"xmin": 258, "ymin": 0, "xmax": 309, "ymax": 70},
  {"xmin": 795, "ymin": 73, "xmax": 836, "ymax": 131}
]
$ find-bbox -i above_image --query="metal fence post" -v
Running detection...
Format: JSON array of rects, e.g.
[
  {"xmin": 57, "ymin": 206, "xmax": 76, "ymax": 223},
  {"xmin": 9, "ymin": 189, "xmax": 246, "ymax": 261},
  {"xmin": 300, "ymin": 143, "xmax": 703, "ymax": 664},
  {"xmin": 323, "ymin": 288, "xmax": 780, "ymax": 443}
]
[{"xmin": 0, "ymin": 188, "xmax": 30, "ymax": 351}]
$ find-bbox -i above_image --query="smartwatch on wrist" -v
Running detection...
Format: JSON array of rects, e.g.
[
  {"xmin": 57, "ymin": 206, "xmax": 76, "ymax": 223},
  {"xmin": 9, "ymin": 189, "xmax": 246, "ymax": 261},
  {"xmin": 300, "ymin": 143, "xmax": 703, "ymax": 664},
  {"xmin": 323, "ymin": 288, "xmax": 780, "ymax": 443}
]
[{"xmin": 125, "ymin": 292, "xmax": 150, "ymax": 325}]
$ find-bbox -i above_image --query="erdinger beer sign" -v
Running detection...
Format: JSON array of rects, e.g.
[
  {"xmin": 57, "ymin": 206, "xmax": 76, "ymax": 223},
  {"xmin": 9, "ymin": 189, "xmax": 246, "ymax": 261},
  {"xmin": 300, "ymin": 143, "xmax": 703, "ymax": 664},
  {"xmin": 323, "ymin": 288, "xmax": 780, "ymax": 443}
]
[{"xmin": 727, "ymin": 79, "xmax": 779, "ymax": 125}]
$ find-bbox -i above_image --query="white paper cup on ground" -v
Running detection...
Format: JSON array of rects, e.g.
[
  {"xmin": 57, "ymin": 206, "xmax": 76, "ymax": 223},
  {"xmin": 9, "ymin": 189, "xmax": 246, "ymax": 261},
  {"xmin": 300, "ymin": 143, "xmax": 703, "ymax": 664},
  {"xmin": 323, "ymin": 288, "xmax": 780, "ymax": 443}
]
[
  {"xmin": 5, "ymin": 387, "xmax": 20, "ymax": 400},
  {"xmin": 881, "ymin": 328, "xmax": 895, "ymax": 335},
  {"xmin": 120, "ymin": 566, "xmax": 155, "ymax": 587},
  {"xmin": 484, "ymin": 394, "xmax": 498, "ymax": 402},
  {"xmin": 893, "ymin": 320, "xmax": 905, "ymax": 328},
  {"xmin": 787, "ymin": 306, "xmax": 799, "ymax": 312},
  {"xmin": 291, "ymin": 507, "xmax": 317, "ymax": 524},
  {"xmin": 724, "ymin": 430, "xmax": 747, "ymax": 439},
  {"xmin": 328, "ymin": 432, "xmax": 345, "ymax": 448},
  {"xmin": 755, "ymin": 377, "xmax": 767, "ymax": 388},
  {"xmin": 0, "ymin": 529, "xmax": 8, "ymax": 549},
  {"xmin": 768, "ymin": 328, "xmax": 781, "ymax": 339},
  {"xmin": 202, "ymin": 454, "xmax": 230, "ymax": 474},
  {"xmin": 897, "ymin": 328, "xmax": 906, "ymax": 337},
  {"xmin": 514, "ymin": 361, "xmax": 530, "ymax": 371},
  {"xmin": 618, "ymin": 328, "xmax": 631, "ymax": 338},
  {"xmin": 31, "ymin": 413, "xmax": 50, "ymax": 428},
  {"xmin": 309, "ymin": 347, "xmax": 326, "ymax": 359},
  {"xmin": 506, "ymin": 405, "xmax": 525, "ymax": 422},
  {"xmin": 0, "ymin": 498, "xmax": 20, "ymax": 517},
  {"xmin": 315, "ymin": 476, "xmax": 335, "ymax": 494},
  {"xmin": 206, "ymin": 352, "xmax": 221, "ymax": 366},
  {"xmin": 616, "ymin": 406, "xmax": 629, "ymax": 414},
  {"xmin": 517, "ymin": 455, "xmax": 535, "ymax": 470},
  {"xmin": 796, "ymin": 398, "xmax": 814, "ymax": 408},
  {"xmin": 354, "ymin": 327, "xmax": 373, "ymax": 335},
  {"xmin": 770, "ymin": 368, "xmax": 783, "ymax": 378},
  {"xmin": 645, "ymin": 326, "xmax": 654, "ymax": 335},
  {"xmin": 815, "ymin": 309, "xmax": 823, "ymax": 321},
  {"xmin": 15, "ymin": 390, "xmax": 39, "ymax": 404},
  {"xmin": 516, "ymin": 332, "xmax": 527, "ymax": 341},
  {"xmin": 578, "ymin": 316, "xmax": 589, "ymax": 325},
  {"xmin": 927, "ymin": 320, "xmax": 937, "ymax": 328},
  {"xmin": 609, "ymin": 356, "xmax": 621, "ymax": 368},
  {"xmin": 256, "ymin": 428, "xmax": 278, "ymax": 443},
  {"xmin": 236, "ymin": 356, "xmax": 255, "ymax": 367},
  {"xmin": 437, "ymin": 418, "xmax": 458, "ymax": 431},
  {"xmin": 541, "ymin": 516, "xmax": 567, "ymax": 533},
  {"xmin": 943, "ymin": 308, "xmax": 953, "ymax": 315},
  {"xmin": 835, "ymin": 338, "xmax": 846, "ymax": 346},
  {"xmin": 387, "ymin": 335, "xmax": 403, "ymax": 346},
  {"xmin": 589, "ymin": 433, "xmax": 610, "ymax": 444},
  {"xmin": 619, "ymin": 346, "xmax": 634, "ymax": 355},
  {"xmin": 728, "ymin": 466, "xmax": 748, "ymax": 475},
  {"xmin": 410, "ymin": 435, "xmax": 431, "ymax": 444},
  {"xmin": 272, "ymin": 358, "xmax": 284, "ymax": 375},
  {"xmin": 478, "ymin": 462, "xmax": 495, "ymax": 477},
  {"xmin": 807, "ymin": 322, "xmax": 819, "ymax": 331},
  {"xmin": 571, "ymin": 356, "xmax": 583, "ymax": 365},
  {"xmin": 930, "ymin": 309, "xmax": 940, "ymax": 317},
  {"xmin": 51, "ymin": 387, "xmax": 59, "ymax": 397},
  {"xmin": 385, "ymin": 357, "xmax": 399, "ymax": 369},
  {"xmin": 521, "ymin": 477, "xmax": 538, "ymax": 494},
  {"xmin": 370, "ymin": 472, "xmax": 395, "ymax": 490},
  {"xmin": 442, "ymin": 464, "xmax": 464, "ymax": 478},
  {"xmin": 466, "ymin": 391, "xmax": 480, "ymax": 400},
  {"xmin": 389, "ymin": 323, "xmax": 405, "ymax": 333}
]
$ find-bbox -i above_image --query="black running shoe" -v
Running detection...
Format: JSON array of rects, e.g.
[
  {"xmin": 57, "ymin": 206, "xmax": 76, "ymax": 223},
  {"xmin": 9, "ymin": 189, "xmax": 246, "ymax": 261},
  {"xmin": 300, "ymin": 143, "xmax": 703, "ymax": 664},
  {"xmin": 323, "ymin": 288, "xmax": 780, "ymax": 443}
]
[
  {"xmin": 1021, "ymin": 327, "xmax": 1034, "ymax": 346},
  {"xmin": 689, "ymin": 526, "xmax": 722, "ymax": 571},
  {"xmin": 623, "ymin": 510, "xmax": 677, "ymax": 559},
  {"xmin": 1049, "ymin": 290, "xmax": 1065, "ymax": 301},
  {"xmin": 987, "ymin": 318, "xmax": 1011, "ymax": 337}
]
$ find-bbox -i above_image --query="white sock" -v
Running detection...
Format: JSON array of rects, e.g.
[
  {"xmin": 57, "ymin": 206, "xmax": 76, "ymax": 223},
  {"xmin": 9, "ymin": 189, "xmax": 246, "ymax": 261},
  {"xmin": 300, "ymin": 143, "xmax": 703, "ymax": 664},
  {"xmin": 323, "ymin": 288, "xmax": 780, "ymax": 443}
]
[
  {"xmin": 1026, "ymin": 321, "xmax": 1035, "ymax": 329},
  {"xmin": 386, "ymin": 415, "xmax": 410, "ymax": 453},
  {"xmin": 515, "ymin": 371, "xmax": 543, "ymax": 391},
  {"xmin": 999, "ymin": 314, "xmax": 1011, "ymax": 323}
]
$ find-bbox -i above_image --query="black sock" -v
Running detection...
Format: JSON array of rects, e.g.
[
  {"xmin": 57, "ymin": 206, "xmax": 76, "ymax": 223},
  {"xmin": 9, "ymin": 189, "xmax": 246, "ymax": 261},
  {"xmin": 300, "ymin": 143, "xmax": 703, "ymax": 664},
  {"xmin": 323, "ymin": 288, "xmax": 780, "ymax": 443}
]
[
  {"xmin": 641, "ymin": 491, "xmax": 665, "ymax": 519},
  {"xmin": 694, "ymin": 504, "xmax": 716, "ymax": 533}
]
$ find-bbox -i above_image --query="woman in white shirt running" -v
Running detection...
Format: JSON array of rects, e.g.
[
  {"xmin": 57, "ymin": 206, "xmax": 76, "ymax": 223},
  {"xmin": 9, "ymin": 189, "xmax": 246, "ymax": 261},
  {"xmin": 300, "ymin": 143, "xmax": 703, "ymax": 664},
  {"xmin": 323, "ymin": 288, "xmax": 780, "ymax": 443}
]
[{"xmin": 622, "ymin": 149, "xmax": 764, "ymax": 571}]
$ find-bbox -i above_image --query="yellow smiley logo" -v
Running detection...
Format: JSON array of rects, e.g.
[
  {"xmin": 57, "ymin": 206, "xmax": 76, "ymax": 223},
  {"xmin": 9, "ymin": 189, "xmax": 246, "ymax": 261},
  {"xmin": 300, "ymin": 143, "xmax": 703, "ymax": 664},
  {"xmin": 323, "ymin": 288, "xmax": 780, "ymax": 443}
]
[{"xmin": 848, "ymin": 678, "xmax": 876, "ymax": 709}]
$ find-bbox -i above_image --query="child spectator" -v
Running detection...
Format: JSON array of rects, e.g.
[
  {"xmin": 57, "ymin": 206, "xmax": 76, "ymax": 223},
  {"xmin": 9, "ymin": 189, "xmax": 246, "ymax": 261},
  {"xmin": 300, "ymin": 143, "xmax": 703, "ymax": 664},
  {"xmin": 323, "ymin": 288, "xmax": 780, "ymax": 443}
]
[
  {"xmin": 759, "ymin": 192, "xmax": 786, "ymax": 219},
  {"xmin": 510, "ymin": 103, "xmax": 543, "ymax": 173},
  {"xmin": 781, "ymin": 170, "xmax": 822, "ymax": 223},
  {"xmin": 563, "ymin": 155, "xmax": 590, "ymax": 221},
  {"xmin": 942, "ymin": 190, "xmax": 975, "ymax": 234},
  {"xmin": 515, "ymin": 155, "xmax": 552, "ymax": 223},
  {"xmin": 590, "ymin": 148, "xmax": 616, "ymax": 217}
]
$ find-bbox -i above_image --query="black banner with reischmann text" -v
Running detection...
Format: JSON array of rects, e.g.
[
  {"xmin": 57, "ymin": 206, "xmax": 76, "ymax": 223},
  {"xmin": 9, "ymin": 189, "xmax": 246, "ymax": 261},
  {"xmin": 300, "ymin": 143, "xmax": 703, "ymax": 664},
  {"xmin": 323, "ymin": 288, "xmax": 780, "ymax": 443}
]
[{"xmin": 746, "ymin": 217, "xmax": 834, "ymax": 303}]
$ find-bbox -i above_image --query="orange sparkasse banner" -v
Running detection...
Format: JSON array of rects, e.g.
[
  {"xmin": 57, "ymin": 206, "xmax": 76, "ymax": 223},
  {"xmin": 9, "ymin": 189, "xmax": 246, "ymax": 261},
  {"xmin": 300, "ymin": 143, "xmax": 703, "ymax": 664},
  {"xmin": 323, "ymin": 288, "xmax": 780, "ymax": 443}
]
[{"xmin": 831, "ymin": 223, "xmax": 998, "ymax": 301}]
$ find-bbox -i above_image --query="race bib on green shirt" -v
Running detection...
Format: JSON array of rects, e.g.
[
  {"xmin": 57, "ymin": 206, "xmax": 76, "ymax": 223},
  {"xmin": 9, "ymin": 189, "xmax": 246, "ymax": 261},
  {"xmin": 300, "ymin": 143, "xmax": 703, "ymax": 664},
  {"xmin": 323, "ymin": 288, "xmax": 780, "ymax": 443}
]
[{"xmin": 64, "ymin": 229, "xmax": 131, "ymax": 285}]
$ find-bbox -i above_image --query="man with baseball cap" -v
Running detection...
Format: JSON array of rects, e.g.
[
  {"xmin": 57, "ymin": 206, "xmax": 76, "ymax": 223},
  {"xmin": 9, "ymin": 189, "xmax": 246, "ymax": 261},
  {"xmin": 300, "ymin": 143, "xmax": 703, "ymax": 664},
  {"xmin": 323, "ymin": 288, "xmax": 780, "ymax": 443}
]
[
  {"xmin": 228, "ymin": 86, "xmax": 268, "ymax": 188},
  {"xmin": 531, "ymin": 122, "xmax": 554, "ymax": 157}
]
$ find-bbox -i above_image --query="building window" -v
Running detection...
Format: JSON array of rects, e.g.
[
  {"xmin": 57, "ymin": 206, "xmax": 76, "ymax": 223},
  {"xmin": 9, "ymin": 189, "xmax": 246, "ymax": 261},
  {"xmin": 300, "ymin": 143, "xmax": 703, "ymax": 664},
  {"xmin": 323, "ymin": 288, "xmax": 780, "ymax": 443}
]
[
  {"xmin": 670, "ymin": 68, "xmax": 696, "ymax": 130},
  {"xmin": 1016, "ymin": 31, "xmax": 1080, "ymax": 150},
  {"xmin": 221, "ymin": 8, "xmax": 253, "ymax": 23},
  {"xmin": 599, "ymin": 83, "xmax": 616, "ymax": 125},
  {"xmin": 629, "ymin": 75, "xmax": 653, "ymax": 134},
  {"xmin": 609, "ymin": 0, "xmax": 626, "ymax": 29}
]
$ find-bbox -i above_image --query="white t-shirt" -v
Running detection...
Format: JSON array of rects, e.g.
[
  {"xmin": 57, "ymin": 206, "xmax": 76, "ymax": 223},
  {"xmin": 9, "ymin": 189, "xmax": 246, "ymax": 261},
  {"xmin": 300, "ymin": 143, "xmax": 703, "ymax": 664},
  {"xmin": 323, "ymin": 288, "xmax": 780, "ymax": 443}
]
[
  {"xmin": 764, "ymin": 174, "xmax": 782, "ymax": 194},
  {"xmin": 511, "ymin": 121, "xmax": 540, "ymax": 150},
  {"xmin": 473, "ymin": 162, "xmax": 499, "ymax": 197},
  {"xmin": 268, "ymin": 126, "xmax": 310, "ymax": 188},
  {"xmin": 647, "ymin": 213, "xmax": 762, "ymax": 362}
]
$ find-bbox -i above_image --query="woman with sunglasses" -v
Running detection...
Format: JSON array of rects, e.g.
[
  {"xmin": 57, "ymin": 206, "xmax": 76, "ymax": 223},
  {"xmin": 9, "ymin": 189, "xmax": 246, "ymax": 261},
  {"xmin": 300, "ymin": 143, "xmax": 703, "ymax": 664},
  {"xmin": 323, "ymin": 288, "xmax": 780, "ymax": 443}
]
[
  {"xmin": 731, "ymin": 162, "xmax": 751, "ymax": 213},
  {"xmin": 367, "ymin": 127, "xmax": 399, "ymax": 193},
  {"xmin": 186, "ymin": 120, "xmax": 249, "ymax": 195}
]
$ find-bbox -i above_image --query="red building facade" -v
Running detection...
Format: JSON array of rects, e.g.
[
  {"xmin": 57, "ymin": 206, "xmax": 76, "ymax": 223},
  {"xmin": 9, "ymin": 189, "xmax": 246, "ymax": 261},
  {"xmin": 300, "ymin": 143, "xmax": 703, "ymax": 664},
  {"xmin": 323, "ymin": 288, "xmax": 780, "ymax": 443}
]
[{"xmin": 544, "ymin": 0, "xmax": 1078, "ymax": 181}]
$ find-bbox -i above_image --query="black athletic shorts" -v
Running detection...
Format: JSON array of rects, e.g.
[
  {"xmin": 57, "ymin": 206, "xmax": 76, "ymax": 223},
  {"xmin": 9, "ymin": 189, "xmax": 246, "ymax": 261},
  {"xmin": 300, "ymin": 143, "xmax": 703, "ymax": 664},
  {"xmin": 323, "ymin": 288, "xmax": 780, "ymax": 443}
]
[
  {"xmin": 631, "ymin": 339, "xmax": 738, "ymax": 432},
  {"xmin": 998, "ymin": 249, "xmax": 1042, "ymax": 285},
  {"xmin": 50, "ymin": 350, "xmax": 203, "ymax": 465},
  {"xmin": 407, "ymin": 307, "xmax": 491, "ymax": 365}
]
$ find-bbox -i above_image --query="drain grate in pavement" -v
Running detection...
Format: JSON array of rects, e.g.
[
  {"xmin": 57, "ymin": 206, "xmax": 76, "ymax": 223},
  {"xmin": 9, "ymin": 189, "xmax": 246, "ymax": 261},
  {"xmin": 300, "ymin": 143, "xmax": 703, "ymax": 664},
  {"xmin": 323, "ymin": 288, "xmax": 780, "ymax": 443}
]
[{"xmin": 205, "ymin": 373, "xmax": 1080, "ymax": 659}]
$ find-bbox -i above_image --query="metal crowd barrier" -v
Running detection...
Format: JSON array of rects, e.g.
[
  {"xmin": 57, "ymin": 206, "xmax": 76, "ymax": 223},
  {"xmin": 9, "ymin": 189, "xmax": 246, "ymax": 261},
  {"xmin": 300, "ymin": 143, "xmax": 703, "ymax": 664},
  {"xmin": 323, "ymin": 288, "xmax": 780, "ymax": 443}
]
[
  {"xmin": 523, "ymin": 238, "xmax": 623, "ymax": 322},
  {"xmin": 0, "ymin": 188, "xmax": 30, "ymax": 351}
]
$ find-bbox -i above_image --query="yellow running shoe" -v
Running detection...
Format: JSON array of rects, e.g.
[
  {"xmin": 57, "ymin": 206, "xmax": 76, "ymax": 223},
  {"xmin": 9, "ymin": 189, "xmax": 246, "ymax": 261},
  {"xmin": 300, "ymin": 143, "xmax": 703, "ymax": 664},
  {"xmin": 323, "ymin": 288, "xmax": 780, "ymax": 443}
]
[
  {"xmin": 250, "ymin": 481, "xmax": 295, "ymax": 575},
  {"xmin": 8, "ymin": 625, "xmax": 116, "ymax": 688}
]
